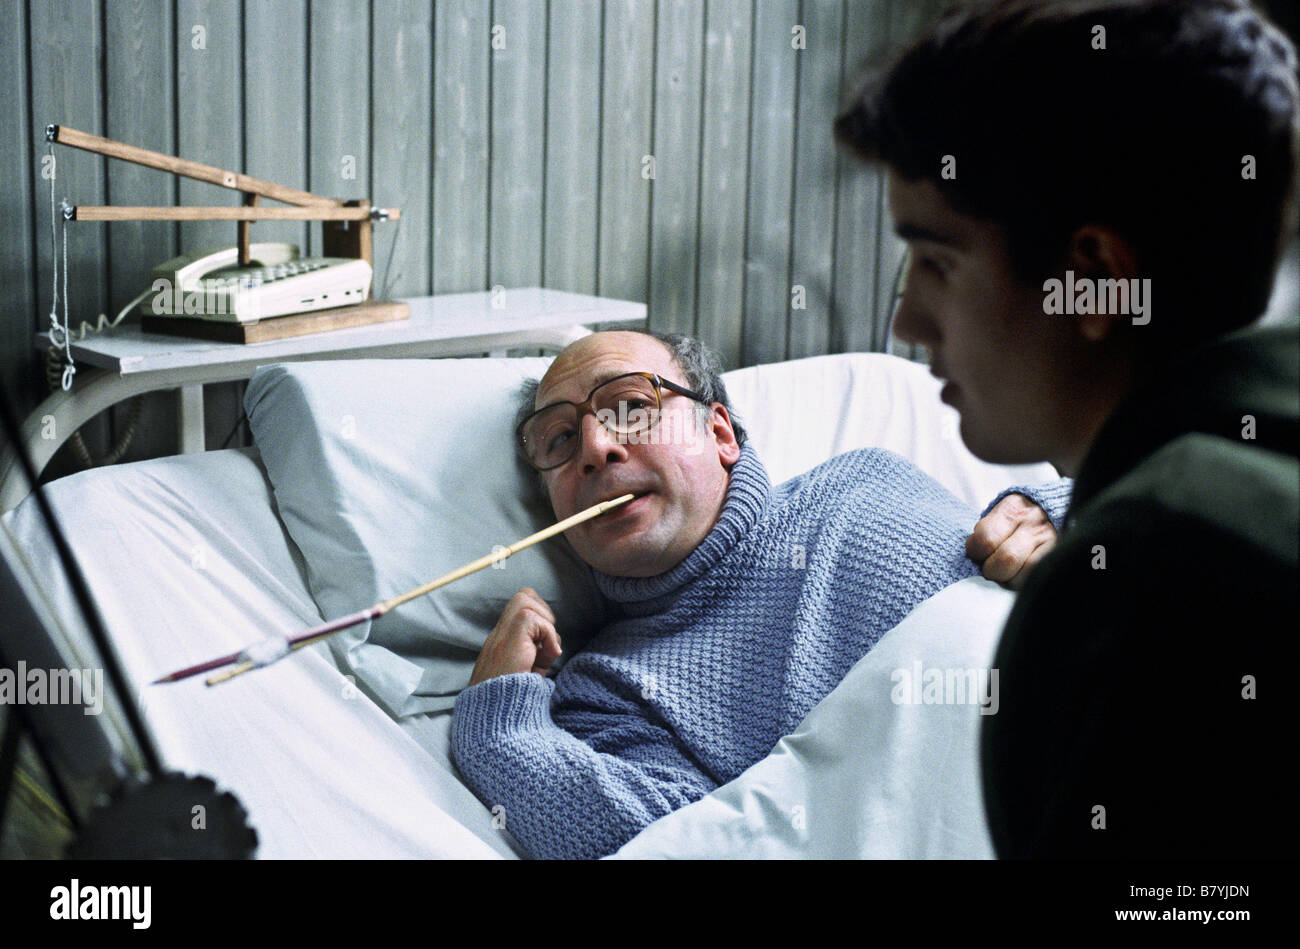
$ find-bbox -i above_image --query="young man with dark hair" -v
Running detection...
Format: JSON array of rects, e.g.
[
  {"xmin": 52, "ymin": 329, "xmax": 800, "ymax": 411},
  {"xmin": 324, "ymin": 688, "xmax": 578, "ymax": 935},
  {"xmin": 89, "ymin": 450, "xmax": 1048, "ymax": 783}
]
[{"xmin": 836, "ymin": 0, "xmax": 1299, "ymax": 857}]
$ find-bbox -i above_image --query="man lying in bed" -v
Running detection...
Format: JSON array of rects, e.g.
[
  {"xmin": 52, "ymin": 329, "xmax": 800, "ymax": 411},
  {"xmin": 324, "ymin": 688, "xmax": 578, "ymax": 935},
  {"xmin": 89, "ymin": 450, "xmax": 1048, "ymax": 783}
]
[{"xmin": 450, "ymin": 329, "xmax": 1071, "ymax": 859}]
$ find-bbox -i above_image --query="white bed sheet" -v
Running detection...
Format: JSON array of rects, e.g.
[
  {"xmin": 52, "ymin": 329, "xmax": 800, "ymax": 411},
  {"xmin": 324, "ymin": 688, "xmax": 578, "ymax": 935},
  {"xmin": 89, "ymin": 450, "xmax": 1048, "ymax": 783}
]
[
  {"xmin": 3, "ymin": 352, "xmax": 1060, "ymax": 860},
  {"xmin": 611, "ymin": 577, "xmax": 1013, "ymax": 859},
  {"xmin": 2, "ymin": 447, "xmax": 514, "ymax": 858},
  {"xmin": 723, "ymin": 352, "xmax": 1059, "ymax": 509}
]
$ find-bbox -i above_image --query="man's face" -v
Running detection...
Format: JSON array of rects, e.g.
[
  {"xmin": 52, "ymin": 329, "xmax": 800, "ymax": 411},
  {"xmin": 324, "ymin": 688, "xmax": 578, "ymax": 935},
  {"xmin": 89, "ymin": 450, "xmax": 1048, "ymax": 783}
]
[
  {"xmin": 534, "ymin": 332, "xmax": 741, "ymax": 578},
  {"xmin": 887, "ymin": 170, "xmax": 1084, "ymax": 467}
]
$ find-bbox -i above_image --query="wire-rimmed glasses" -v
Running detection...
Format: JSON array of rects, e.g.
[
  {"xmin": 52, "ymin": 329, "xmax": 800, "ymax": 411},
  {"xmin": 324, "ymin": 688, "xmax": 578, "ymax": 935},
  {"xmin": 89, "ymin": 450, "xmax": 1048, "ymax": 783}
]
[{"xmin": 517, "ymin": 371, "xmax": 709, "ymax": 471}]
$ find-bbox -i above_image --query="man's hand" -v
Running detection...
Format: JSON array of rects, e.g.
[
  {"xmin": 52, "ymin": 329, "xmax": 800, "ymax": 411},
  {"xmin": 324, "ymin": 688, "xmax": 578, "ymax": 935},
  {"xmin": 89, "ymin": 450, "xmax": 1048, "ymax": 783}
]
[
  {"xmin": 966, "ymin": 493, "xmax": 1058, "ymax": 590},
  {"xmin": 469, "ymin": 587, "xmax": 563, "ymax": 686}
]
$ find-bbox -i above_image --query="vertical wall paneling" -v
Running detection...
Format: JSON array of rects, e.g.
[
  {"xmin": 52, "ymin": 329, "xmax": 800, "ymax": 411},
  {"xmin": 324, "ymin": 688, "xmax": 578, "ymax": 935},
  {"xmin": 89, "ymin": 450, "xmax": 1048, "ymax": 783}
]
[
  {"xmin": 694, "ymin": 0, "xmax": 753, "ymax": 371},
  {"xmin": 372, "ymin": 0, "xmax": 433, "ymax": 298},
  {"xmin": 29, "ymin": 0, "xmax": 107, "ymax": 336},
  {"xmin": 103, "ymin": 0, "xmax": 177, "ymax": 462},
  {"xmin": 29, "ymin": 0, "xmax": 110, "ymax": 463},
  {"xmin": 489, "ymin": 0, "xmax": 546, "ymax": 292},
  {"xmin": 1, "ymin": 0, "xmax": 37, "ymax": 411},
  {"xmin": 543, "ymin": 0, "xmax": 601, "ymax": 296},
  {"xmin": 106, "ymin": 0, "xmax": 176, "ymax": 311},
  {"xmin": 648, "ymin": 0, "xmax": 705, "ymax": 336},
  {"xmin": 786, "ymin": 0, "xmax": 842, "ymax": 360},
  {"xmin": 433, "ymin": 0, "xmax": 490, "ymax": 293},
  {"xmin": 4, "ymin": 0, "xmax": 956, "ymax": 477},
  {"xmin": 244, "ymin": 0, "xmax": 310, "ymax": 253},
  {"xmin": 309, "ymin": 0, "xmax": 371, "ymax": 212},
  {"xmin": 830, "ymin": 0, "xmax": 892, "ymax": 355},
  {"xmin": 740, "ymin": 0, "xmax": 799, "ymax": 366},
  {"xmin": 176, "ymin": 0, "xmax": 243, "ymax": 259},
  {"xmin": 596, "ymin": 0, "xmax": 654, "ymax": 304}
]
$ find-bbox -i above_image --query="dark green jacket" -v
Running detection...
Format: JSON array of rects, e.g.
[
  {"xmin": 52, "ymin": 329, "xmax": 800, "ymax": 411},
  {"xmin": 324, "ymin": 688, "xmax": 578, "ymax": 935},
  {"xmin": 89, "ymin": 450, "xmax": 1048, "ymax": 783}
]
[{"xmin": 982, "ymin": 321, "xmax": 1299, "ymax": 858}]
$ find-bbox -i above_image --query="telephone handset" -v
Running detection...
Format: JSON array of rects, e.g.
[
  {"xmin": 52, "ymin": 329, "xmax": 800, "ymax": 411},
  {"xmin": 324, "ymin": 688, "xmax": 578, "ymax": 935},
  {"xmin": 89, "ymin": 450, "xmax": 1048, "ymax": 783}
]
[{"xmin": 142, "ymin": 242, "xmax": 373, "ymax": 323}]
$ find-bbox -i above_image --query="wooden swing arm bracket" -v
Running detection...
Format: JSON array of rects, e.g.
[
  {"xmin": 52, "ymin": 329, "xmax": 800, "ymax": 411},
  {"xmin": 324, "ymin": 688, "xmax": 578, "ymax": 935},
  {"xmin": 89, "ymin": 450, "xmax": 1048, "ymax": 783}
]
[
  {"xmin": 47, "ymin": 124, "xmax": 342, "ymax": 208},
  {"xmin": 47, "ymin": 125, "xmax": 400, "ymax": 266}
]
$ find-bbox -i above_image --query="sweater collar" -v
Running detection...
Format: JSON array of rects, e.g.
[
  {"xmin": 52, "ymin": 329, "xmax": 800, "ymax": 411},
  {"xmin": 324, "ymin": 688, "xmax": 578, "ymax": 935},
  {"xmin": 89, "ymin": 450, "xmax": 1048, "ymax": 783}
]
[{"xmin": 592, "ymin": 443, "xmax": 771, "ymax": 606}]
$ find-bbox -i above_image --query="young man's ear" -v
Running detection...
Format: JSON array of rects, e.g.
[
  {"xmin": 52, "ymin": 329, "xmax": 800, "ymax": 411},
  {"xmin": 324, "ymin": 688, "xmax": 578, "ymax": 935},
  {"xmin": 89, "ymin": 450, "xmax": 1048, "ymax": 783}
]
[{"xmin": 1067, "ymin": 224, "xmax": 1140, "ymax": 342}]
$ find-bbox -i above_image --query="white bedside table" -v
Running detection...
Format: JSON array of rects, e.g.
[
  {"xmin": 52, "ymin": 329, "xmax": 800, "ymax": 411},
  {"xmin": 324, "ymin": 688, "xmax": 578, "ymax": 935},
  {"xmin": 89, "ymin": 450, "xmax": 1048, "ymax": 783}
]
[{"xmin": 2, "ymin": 288, "xmax": 645, "ymax": 512}]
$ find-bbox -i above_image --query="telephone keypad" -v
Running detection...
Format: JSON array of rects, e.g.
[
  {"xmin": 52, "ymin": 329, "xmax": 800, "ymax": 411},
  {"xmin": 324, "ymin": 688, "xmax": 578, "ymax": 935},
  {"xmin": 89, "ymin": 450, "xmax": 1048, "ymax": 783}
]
[{"xmin": 200, "ymin": 258, "xmax": 340, "ymax": 290}]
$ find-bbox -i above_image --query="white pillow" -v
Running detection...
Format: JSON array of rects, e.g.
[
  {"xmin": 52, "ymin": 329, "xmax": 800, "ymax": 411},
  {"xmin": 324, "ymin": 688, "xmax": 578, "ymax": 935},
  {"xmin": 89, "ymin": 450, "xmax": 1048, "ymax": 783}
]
[
  {"xmin": 609, "ymin": 576, "xmax": 1014, "ymax": 859},
  {"xmin": 244, "ymin": 359, "xmax": 606, "ymax": 718},
  {"xmin": 721, "ymin": 353, "xmax": 1059, "ymax": 509}
]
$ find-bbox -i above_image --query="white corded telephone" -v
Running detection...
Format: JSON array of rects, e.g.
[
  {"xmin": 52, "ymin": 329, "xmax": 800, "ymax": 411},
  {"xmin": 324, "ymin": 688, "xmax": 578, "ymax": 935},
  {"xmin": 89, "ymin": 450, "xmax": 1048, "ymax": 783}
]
[{"xmin": 141, "ymin": 242, "xmax": 372, "ymax": 323}]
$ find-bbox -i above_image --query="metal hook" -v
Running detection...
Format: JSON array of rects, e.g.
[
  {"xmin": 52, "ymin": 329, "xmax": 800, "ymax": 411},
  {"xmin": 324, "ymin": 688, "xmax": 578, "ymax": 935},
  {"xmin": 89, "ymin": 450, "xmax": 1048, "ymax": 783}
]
[{"xmin": 61, "ymin": 363, "xmax": 76, "ymax": 392}]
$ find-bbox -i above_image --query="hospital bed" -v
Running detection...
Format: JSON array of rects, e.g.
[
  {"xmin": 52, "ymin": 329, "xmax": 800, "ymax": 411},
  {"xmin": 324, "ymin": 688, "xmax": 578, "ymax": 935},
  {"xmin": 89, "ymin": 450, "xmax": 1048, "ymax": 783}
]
[{"xmin": 0, "ymin": 333, "xmax": 1058, "ymax": 858}]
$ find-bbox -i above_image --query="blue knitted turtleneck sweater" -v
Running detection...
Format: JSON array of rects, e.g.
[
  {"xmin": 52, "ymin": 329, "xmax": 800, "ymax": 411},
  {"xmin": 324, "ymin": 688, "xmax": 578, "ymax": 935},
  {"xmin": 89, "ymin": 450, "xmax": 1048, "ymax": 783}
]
[{"xmin": 451, "ymin": 444, "xmax": 1071, "ymax": 859}]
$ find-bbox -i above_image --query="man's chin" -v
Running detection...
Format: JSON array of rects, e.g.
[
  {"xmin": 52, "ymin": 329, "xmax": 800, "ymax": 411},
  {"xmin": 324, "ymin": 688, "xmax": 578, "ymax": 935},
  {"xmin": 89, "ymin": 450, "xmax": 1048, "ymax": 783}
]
[
  {"xmin": 958, "ymin": 417, "xmax": 1049, "ymax": 467},
  {"xmin": 589, "ymin": 546, "xmax": 660, "ymax": 579},
  {"xmin": 581, "ymin": 534, "xmax": 679, "ymax": 579}
]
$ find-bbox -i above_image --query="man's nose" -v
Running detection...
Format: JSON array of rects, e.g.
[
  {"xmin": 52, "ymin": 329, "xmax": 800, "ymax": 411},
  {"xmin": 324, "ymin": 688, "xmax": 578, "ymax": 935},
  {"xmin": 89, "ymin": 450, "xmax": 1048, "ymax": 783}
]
[
  {"xmin": 890, "ymin": 276, "xmax": 937, "ymax": 349},
  {"xmin": 577, "ymin": 411, "xmax": 629, "ymax": 473}
]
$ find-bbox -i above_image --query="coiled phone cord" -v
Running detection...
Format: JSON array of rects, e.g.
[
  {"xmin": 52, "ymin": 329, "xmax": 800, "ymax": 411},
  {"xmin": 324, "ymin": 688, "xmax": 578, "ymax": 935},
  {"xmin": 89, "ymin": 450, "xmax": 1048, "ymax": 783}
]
[
  {"xmin": 43, "ymin": 286, "xmax": 152, "ymax": 469},
  {"xmin": 44, "ymin": 138, "xmax": 151, "ymax": 470}
]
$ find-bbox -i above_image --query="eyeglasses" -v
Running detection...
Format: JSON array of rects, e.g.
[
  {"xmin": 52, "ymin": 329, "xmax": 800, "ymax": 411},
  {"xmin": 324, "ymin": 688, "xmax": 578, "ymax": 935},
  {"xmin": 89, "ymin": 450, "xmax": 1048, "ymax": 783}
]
[{"xmin": 517, "ymin": 371, "xmax": 710, "ymax": 471}]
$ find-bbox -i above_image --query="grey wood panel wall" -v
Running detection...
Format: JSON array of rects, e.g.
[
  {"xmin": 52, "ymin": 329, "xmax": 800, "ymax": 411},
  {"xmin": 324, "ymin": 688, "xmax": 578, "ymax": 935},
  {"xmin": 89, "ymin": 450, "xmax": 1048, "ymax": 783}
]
[{"xmin": 1, "ymin": 0, "xmax": 943, "ymax": 478}]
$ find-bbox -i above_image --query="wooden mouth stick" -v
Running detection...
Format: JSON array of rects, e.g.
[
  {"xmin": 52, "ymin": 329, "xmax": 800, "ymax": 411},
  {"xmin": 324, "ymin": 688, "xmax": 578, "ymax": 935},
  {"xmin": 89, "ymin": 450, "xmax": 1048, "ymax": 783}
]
[{"xmin": 151, "ymin": 493, "xmax": 637, "ymax": 688}]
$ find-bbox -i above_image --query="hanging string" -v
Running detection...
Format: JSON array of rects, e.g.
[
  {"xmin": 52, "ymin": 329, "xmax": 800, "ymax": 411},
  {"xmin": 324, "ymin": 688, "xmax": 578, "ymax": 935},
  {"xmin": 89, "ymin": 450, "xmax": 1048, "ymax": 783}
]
[
  {"xmin": 46, "ymin": 138, "xmax": 76, "ymax": 391},
  {"xmin": 59, "ymin": 202, "xmax": 74, "ymax": 390},
  {"xmin": 42, "ymin": 133, "xmax": 144, "ymax": 465},
  {"xmin": 46, "ymin": 140, "xmax": 62, "ymax": 350}
]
